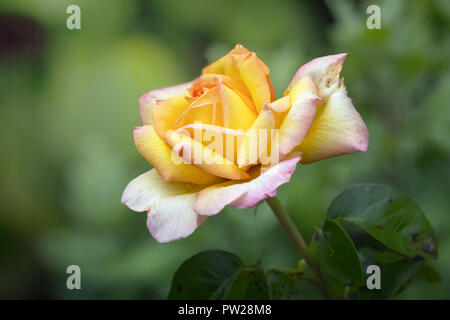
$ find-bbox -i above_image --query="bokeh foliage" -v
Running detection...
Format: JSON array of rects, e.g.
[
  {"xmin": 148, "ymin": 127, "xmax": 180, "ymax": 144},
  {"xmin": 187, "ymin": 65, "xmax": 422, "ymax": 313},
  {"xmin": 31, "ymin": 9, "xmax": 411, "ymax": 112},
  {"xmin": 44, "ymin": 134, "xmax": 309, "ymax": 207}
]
[{"xmin": 0, "ymin": 0, "xmax": 448, "ymax": 299}]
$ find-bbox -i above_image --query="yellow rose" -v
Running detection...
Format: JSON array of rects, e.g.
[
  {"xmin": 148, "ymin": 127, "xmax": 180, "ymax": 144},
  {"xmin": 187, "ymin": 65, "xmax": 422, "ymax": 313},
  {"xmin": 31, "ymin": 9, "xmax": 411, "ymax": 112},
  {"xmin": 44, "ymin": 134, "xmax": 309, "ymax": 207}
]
[{"xmin": 122, "ymin": 45, "xmax": 369, "ymax": 243}]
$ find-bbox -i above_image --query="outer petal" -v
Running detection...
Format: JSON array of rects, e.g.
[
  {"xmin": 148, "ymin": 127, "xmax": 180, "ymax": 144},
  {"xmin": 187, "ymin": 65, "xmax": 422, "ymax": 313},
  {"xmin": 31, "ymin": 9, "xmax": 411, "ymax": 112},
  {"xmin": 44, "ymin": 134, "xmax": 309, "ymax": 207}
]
[
  {"xmin": 285, "ymin": 53, "xmax": 347, "ymax": 100},
  {"xmin": 121, "ymin": 169, "xmax": 202, "ymax": 212},
  {"xmin": 278, "ymin": 77, "xmax": 319, "ymax": 157},
  {"xmin": 147, "ymin": 193, "xmax": 207, "ymax": 243},
  {"xmin": 120, "ymin": 169, "xmax": 206, "ymax": 243},
  {"xmin": 139, "ymin": 81, "xmax": 192, "ymax": 125},
  {"xmin": 134, "ymin": 125, "xmax": 221, "ymax": 184},
  {"xmin": 194, "ymin": 152, "xmax": 301, "ymax": 216},
  {"xmin": 153, "ymin": 95, "xmax": 191, "ymax": 142},
  {"xmin": 296, "ymin": 85, "xmax": 369, "ymax": 163}
]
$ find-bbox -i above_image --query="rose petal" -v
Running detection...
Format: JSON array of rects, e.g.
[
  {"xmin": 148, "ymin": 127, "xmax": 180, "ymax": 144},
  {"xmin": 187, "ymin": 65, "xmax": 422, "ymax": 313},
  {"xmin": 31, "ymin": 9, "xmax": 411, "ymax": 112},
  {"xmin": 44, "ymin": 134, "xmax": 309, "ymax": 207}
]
[
  {"xmin": 165, "ymin": 129, "xmax": 250, "ymax": 180},
  {"xmin": 296, "ymin": 85, "xmax": 369, "ymax": 163},
  {"xmin": 175, "ymin": 87, "xmax": 220, "ymax": 128},
  {"xmin": 237, "ymin": 105, "xmax": 275, "ymax": 168},
  {"xmin": 266, "ymin": 96, "xmax": 291, "ymax": 128},
  {"xmin": 278, "ymin": 77, "xmax": 318, "ymax": 157},
  {"xmin": 120, "ymin": 169, "xmax": 206, "ymax": 243},
  {"xmin": 285, "ymin": 53, "xmax": 347, "ymax": 100},
  {"xmin": 202, "ymin": 44, "xmax": 251, "ymax": 74},
  {"xmin": 139, "ymin": 82, "xmax": 192, "ymax": 125},
  {"xmin": 121, "ymin": 169, "xmax": 202, "ymax": 212},
  {"xmin": 153, "ymin": 95, "xmax": 191, "ymax": 142},
  {"xmin": 238, "ymin": 52, "xmax": 275, "ymax": 112},
  {"xmin": 218, "ymin": 83, "xmax": 257, "ymax": 130},
  {"xmin": 194, "ymin": 152, "xmax": 301, "ymax": 216},
  {"xmin": 134, "ymin": 125, "xmax": 221, "ymax": 184},
  {"xmin": 202, "ymin": 44, "xmax": 274, "ymax": 112},
  {"xmin": 190, "ymin": 74, "xmax": 256, "ymax": 112},
  {"xmin": 147, "ymin": 193, "xmax": 206, "ymax": 243}
]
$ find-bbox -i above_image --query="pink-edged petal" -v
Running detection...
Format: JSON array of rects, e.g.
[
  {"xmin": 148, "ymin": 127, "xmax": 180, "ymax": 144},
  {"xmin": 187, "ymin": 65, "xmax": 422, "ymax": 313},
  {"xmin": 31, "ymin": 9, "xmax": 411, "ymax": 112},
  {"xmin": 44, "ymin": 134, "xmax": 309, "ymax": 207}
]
[
  {"xmin": 139, "ymin": 81, "xmax": 192, "ymax": 125},
  {"xmin": 278, "ymin": 76, "xmax": 319, "ymax": 157},
  {"xmin": 285, "ymin": 53, "xmax": 347, "ymax": 100},
  {"xmin": 147, "ymin": 193, "xmax": 207, "ymax": 243},
  {"xmin": 194, "ymin": 152, "xmax": 301, "ymax": 216},
  {"xmin": 296, "ymin": 85, "xmax": 369, "ymax": 163},
  {"xmin": 121, "ymin": 169, "xmax": 202, "ymax": 212},
  {"xmin": 121, "ymin": 169, "xmax": 206, "ymax": 243}
]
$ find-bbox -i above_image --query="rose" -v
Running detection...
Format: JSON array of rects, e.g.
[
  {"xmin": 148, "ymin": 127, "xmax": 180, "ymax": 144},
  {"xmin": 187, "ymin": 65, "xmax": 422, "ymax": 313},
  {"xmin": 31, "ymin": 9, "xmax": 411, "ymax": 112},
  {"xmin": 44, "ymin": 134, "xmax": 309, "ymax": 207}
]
[{"xmin": 121, "ymin": 45, "xmax": 369, "ymax": 243}]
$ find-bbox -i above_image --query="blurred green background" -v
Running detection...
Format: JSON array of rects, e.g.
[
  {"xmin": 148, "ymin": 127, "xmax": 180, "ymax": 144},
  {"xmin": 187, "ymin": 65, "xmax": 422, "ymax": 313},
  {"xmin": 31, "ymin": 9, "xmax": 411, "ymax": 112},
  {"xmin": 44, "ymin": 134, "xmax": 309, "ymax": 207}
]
[{"xmin": 0, "ymin": 0, "xmax": 449, "ymax": 299}]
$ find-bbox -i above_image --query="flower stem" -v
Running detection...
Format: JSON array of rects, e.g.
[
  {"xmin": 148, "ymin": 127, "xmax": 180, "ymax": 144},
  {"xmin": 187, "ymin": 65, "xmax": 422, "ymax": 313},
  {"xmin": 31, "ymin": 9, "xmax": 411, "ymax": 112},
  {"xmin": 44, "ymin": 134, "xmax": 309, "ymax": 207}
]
[{"xmin": 266, "ymin": 196, "xmax": 333, "ymax": 299}]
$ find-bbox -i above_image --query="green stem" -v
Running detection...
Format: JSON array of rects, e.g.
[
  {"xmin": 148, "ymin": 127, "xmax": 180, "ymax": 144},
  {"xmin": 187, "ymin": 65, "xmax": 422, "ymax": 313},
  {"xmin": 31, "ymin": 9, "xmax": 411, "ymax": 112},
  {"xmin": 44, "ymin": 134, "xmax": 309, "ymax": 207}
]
[{"xmin": 266, "ymin": 196, "xmax": 333, "ymax": 299}]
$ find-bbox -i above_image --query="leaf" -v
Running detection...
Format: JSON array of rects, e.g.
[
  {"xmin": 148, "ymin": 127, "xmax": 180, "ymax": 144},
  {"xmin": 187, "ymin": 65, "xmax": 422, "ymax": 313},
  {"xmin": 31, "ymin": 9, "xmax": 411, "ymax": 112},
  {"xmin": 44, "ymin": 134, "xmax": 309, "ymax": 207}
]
[
  {"xmin": 381, "ymin": 260, "xmax": 422, "ymax": 296},
  {"xmin": 358, "ymin": 248, "xmax": 422, "ymax": 298},
  {"xmin": 223, "ymin": 266, "xmax": 270, "ymax": 300},
  {"xmin": 266, "ymin": 269, "xmax": 302, "ymax": 300},
  {"xmin": 328, "ymin": 183, "xmax": 437, "ymax": 259},
  {"xmin": 315, "ymin": 219, "xmax": 364, "ymax": 287},
  {"xmin": 416, "ymin": 263, "xmax": 442, "ymax": 283},
  {"xmin": 168, "ymin": 250, "xmax": 243, "ymax": 299},
  {"xmin": 169, "ymin": 250, "xmax": 312, "ymax": 300}
]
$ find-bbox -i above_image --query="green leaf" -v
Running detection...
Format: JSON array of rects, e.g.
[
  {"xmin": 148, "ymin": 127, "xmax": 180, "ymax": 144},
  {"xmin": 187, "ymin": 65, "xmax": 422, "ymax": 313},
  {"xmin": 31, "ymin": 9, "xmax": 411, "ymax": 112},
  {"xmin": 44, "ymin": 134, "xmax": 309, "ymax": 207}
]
[
  {"xmin": 328, "ymin": 183, "xmax": 437, "ymax": 259},
  {"xmin": 266, "ymin": 269, "xmax": 302, "ymax": 300},
  {"xmin": 416, "ymin": 263, "xmax": 442, "ymax": 283},
  {"xmin": 223, "ymin": 266, "xmax": 270, "ymax": 300},
  {"xmin": 315, "ymin": 219, "xmax": 364, "ymax": 287},
  {"xmin": 381, "ymin": 260, "xmax": 422, "ymax": 296},
  {"xmin": 168, "ymin": 250, "xmax": 243, "ymax": 299},
  {"xmin": 358, "ymin": 248, "xmax": 422, "ymax": 298}
]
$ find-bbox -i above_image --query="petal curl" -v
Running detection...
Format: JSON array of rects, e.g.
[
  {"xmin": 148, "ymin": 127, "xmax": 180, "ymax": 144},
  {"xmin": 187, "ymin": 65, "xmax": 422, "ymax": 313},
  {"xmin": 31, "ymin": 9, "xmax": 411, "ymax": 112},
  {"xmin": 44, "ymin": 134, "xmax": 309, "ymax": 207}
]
[
  {"xmin": 266, "ymin": 96, "xmax": 291, "ymax": 128},
  {"xmin": 134, "ymin": 125, "xmax": 221, "ymax": 184},
  {"xmin": 194, "ymin": 153, "xmax": 301, "ymax": 216},
  {"xmin": 190, "ymin": 74, "xmax": 256, "ymax": 112},
  {"xmin": 165, "ymin": 130, "xmax": 249, "ymax": 180},
  {"xmin": 139, "ymin": 82, "xmax": 192, "ymax": 125},
  {"xmin": 285, "ymin": 53, "xmax": 347, "ymax": 100}
]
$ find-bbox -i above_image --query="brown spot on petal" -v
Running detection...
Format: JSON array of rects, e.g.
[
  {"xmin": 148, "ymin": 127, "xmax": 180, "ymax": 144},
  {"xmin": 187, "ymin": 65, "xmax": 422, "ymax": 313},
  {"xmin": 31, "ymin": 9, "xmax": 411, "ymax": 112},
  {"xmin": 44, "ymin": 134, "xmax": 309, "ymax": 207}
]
[{"xmin": 325, "ymin": 61, "xmax": 343, "ymax": 88}]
